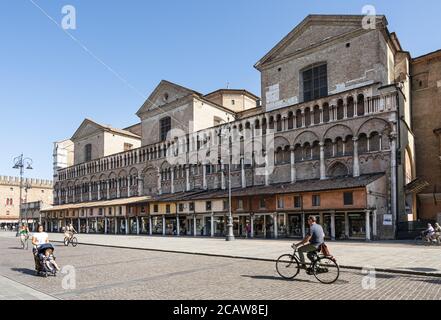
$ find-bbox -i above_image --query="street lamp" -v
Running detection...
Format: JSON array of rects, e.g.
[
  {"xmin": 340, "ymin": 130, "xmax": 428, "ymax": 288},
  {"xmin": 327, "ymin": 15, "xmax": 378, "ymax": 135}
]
[
  {"xmin": 12, "ymin": 154, "xmax": 33, "ymax": 228},
  {"xmin": 220, "ymin": 116, "xmax": 235, "ymax": 242}
]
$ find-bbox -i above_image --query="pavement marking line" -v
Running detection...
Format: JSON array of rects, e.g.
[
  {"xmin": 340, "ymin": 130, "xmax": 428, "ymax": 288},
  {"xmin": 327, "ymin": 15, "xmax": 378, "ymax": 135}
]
[
  {"xmin": 52, "ymin": 240, "xmax": 441, "ymax": 278},
  {"xmin": 0, "ymin": 274, "xmax": 60, "ymax": 300}
]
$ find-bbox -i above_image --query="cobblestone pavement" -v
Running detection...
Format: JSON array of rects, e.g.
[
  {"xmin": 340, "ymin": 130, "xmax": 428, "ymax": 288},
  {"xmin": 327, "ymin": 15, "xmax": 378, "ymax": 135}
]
[
  {"xmin": 1, "ymin": 232, "xmax": 438, "ymax": 274},
  {"xmin": 1, "ymin": 235, "xmax": 441, "ymax": 300}
]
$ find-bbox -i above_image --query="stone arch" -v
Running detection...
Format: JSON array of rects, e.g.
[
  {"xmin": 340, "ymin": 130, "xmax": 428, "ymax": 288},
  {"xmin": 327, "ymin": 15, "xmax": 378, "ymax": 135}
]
[
  {"xmin": 323, "ymin": 124, "xmax": 354, "ymax": 143},
  {"xmin": 273, "ymin": 136, "xmax": 291, "ymax": 149},
  {"xmin": 327, "ymin": 161, "xmax": 349, "ymax": 178},
  {"xmin": 294, "ymin": 130, "xmax": 320, "ymax": 146},
  {"xmin": 356, "ymin": 118, "xmax": 391, "ymax": 137}
]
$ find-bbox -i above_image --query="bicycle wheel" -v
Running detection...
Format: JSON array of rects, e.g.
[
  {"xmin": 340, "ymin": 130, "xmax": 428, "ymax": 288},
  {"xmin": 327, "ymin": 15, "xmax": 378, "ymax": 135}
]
[
  {"xmin": 276, "ymin": 254, "xmax": 300, "ymax": 280},
  {"xmin": 313, "ymin": 257, "xmax": 340, "ymax": 284},
  {"xmin": 63, "ymin": 237, "xmax": 69, "ymax": 246},
  {"xmin": 71, "ymin": 237, "xmax": 78, "ymax": 247}
]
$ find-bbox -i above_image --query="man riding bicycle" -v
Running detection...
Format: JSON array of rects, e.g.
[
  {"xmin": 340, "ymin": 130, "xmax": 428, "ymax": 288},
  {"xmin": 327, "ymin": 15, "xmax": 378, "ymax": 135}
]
[
  {"xmin": 64, "ymin": 224, "xmax": 77, "ymax": 241},
  {"xmin": 293, "ymin": 216, "xmax": 325, "ymax": 274},
  {"xmin": 424, "ymin": 223, "xmax": 436, "ymax": 242}
]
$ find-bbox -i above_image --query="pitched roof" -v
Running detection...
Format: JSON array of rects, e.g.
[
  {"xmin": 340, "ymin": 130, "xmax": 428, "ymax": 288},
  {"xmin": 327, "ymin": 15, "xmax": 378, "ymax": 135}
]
[
  {"xmin": 152, "ymin": 173, "xmax": 385, "ymax": 202},
  {"xmin": 254, "ymin": 14, "xmax": 387, "ymax": 70},
  {"xmin": 71, "ymin": 118, "xmax": 141, "ymax": 141},
  {"xmin": 204, "ymin": 89, "xmax": 261, "ymax": 101}
]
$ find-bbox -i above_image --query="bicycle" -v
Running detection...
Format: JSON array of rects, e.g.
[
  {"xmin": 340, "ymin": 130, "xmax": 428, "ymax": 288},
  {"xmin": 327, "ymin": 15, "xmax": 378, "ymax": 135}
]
[
  {"xmin": 276, "ymin": 245, "xmax": 340, "ymax": 284},
  {"xmin": 414, "ymin": 232, "xmax": 441, "ymax": 246},
  {"xmin": 64, "ymin": 234, "xmax": 78, "ymax": 247}
]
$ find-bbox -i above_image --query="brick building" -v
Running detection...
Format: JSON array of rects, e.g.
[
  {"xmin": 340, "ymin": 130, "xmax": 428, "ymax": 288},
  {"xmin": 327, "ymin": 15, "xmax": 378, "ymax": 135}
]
[{"xmin": 42, "ymin": 14, "xmax": 436, "ymax": 240}]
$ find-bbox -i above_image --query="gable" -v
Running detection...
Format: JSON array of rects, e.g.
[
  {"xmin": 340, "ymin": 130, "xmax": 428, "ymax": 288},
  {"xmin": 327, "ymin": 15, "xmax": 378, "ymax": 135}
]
[
  {"xmin": 136, "ymin": 80, "xmax": 199, "ymax": 118},
  {"xmin": 255, "ymin": 15, "xmax": 387, "ymax": 69},
  {"xmin": 71, "ymin": 119, "xmax": 104, "ymax": 141}
]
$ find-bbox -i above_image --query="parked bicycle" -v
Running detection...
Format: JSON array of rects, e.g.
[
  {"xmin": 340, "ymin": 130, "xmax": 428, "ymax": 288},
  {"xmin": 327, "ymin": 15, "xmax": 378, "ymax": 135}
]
[
  {"xmin": 414, "ymin": 231, "xmax": 441, "ymax": 246},
  {"xmin": 63, "ymin": 235, "xmax": 78, "ymax": 247},
  {"xmin": 276, "ymin": 245, "xmax": 340, "ymax": 284}
]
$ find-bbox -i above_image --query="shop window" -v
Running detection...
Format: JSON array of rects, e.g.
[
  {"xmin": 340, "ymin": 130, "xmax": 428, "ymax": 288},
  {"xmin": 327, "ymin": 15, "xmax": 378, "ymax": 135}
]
[
  {"xmin": 344, "ymin": 192, "xmax": 354, "ymax": 205},
  {"xmin": 153, "ymin": 205, "xmax": 159, "ymax": 213},
  {"xmin": 349, "ymin": 213, "xmax": 366, "ymax": 238},
  {"xmin": 312, "ymin": 195, "xmax": 321, "ymax": 207},
  {"xmin": 294, "ymin": 196, "xmax": 302, "ymax": 208}
]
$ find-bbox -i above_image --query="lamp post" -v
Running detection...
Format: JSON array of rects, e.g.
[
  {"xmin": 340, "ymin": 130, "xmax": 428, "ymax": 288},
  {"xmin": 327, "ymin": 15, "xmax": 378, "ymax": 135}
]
[
  {"xmin": 12, "ymin": 154, "xmax": 33, "ymax": 228},
  {"xmin": 221, "ymin": 116, "xmax": 235, "ymax": 242}
]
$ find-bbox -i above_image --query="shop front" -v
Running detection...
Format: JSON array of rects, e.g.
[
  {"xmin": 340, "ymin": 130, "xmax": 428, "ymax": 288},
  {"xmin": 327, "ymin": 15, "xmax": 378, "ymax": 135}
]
[
  {"xmin": 287, "ymin": 214, "xmax": 303, "ymax": 238},
  {"xmin": 151, "ymin": 215, "xmax": 164, "ymax": 235},
  {"xmin": 213, "ymin": 215, "xmax": 226, "ymax": 237},
  {"xmin": 253, "ymin": 214, "xmax": 274, "ymax": 239}
]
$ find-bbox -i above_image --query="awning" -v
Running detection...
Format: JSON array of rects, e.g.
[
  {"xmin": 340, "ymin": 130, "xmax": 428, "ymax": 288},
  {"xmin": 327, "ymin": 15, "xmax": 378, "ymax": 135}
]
[
  {"xmin": 404, "ymin": 178, "xmax": 430, "ymax": 194},
  {"xmin": 0, "ymin": 220, "xmax": 19, "ymax": 223},
  {"xmin": 41, "ymin": 196, "xmax": 151, "ymax": 212}
]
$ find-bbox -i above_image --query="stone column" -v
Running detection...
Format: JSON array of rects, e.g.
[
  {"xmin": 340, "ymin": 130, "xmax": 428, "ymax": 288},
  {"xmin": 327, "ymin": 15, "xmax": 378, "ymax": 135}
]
[
  {"xmin": 390, "ymin": 134, "xmax": 398, "ymax": 226},
  {"xmin": 171, "ymin": 168, "xmax": 175, "ymax": 194},
  {"xmin": 125, "ymin": 218, "xmax": 129, "ymax": 235},
  {"xmin": 330, "ymin": 212, "xmax": 336, "ymax": 240},
  {"xmin": 138, "ymin": 175, "xmax": 144, "ymax": 196},
  {"xmin": 345, "ymin": 213, "xmax": 350, "ymax": 238},
  {"xmin": 127, "ymin": 177, "xmax": 131, "ymax": 198},
  {"xmin": 193, "ymin": 215, "xmax": 197, "ymax": 237},
  {"xmin": 136, "ymin": 217, "xmax": 140, "ymax": 235},
  {"xmin": 107, "ymin": 181, "xmax": 110, "ymax": 199},
  {"xmin": 116, "ymin": 180, "xmax": 121, "ymax": 198},
  {"xmin": 319, "ymin": 107, "xmax": 323, "ymax": 124},
  {"xmin": 88, "ymin": 183, "xmax": 92, "ymax": 201},
  {"xmin": 301, "ymin": 109, "xmax": 305, "ymax": 127},
  {"xmin": 343, "ymin": 103, "xmax": 348, "ymax": 119},
  {"xmin": 149, "ymin": 216, "xmax": 153, "ymax": 236},
  {"xmin": 97, "ymin": 183, "xmax": 101, "ymax": 201},
  {"xmin": 77, "ymin": 219, "xmax": 80, "ymax": 234},
  {"xmin": 353, "ymin": 137, "xmax": 360, "ymax": 177},
  {"xmin": 176, "ymin": 215, "xmax": 180, "ymax": 236},
  {"xmin": 162, "ymin": 215, "xmax": 166, "ymax": 236},
  {"xmin": 273, "ymin": 213, "xmax": 278, "ymax": 239},
  {"xmin": 86, "ymin": 218, "xmax": 89, "ymax": 234},
  {"xmin": 290, "ymin": 147, "xmax": 296, "ymax": 184},
  {"xmin": 365, "ymin": 210, "xmax": 371, "ymax": 241},
  {"xmin": 157, "ymin": 169, "xmax": 162, "ymax": 195},
  {"xmin": 250, "ymin": 214, "xmax": 254, "ymax": 238},
  {"xmin": 320, "ymin": 142, "xmax": 326, "ymax": 180},
  {"xmin": 202, "ymin": 164, "xmax": 207, "ymax": 190},
  {"xmin": 104, "ymin": 218, "xmax": 108, "ymax": 234},
  {"xmin": 241, "ymin": 157, "xmax": 246, "ymax": 188},
  {"xmin": 354, "ymin": 101, "xmax": 358, "ymax": 117},
  {"xmin": 221, "ymin": 164, "xmax": 226, "ymax": 190},
  {"xmin": 265, "ymin": 154, "xmax": 270, "ymax": 186},
  {"xmin": 372, "ymin": 210, "xmax": 377, "ymax": 239},
  {"xmin": 211, "ymin": 212, "xmax": 214, "ymax": 237},
  {"xmin": 186, "ymin": 166, "xmax": 191, "ymax": 191}
]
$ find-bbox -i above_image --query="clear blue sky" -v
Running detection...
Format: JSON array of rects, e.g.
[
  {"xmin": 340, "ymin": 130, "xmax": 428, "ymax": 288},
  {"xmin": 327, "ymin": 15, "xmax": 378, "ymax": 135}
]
[{"xmin": 1, "ymin": 0, "xmax": 440, "ymax": 180}]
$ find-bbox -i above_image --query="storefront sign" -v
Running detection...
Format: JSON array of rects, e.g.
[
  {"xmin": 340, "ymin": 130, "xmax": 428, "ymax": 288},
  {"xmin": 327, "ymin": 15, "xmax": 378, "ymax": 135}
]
[{"xmin": 383, "ymin": 214, "xmax": 393, "ymax": 226}]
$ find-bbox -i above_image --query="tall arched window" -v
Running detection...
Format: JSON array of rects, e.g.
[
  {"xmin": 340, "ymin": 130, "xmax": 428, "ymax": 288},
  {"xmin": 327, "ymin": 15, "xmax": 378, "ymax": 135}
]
[
  {"xmin": 305, "ymin": 108, "xmax": 311, "ymax": 127},
  {"xmin": 337, "ymin": 99, "xmax": 344, "ymax": 120},
  {"xmin": 313, "ymin": 105, "xmax": 320, "ymax": 125},
  {"xmin": 347, "ymin": 97, "xmax": 354, "ymax": 118},
  {"xmin": 357, "ymin": 94, "xmax": 365, "ymax": 116},
  {"xmin": 323, "ymin": 103, "xmax": 330, "ymax": 123},
  {"xmin": 296, "ymin": 110, "xmax": 302, "ymax": 128}
]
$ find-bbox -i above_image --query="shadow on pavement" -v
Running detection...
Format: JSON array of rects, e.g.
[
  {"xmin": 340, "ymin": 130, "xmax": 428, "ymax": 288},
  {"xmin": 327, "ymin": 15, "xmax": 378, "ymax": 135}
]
[
  {"xmin": 11, "ymin": 268, "xmax": 36, "ymax": 276},
  {"xmin": 241, "ymin": 275, "xmax": 313, "ymax": 283},
  {"xmin": 404, "ymin": 267, "xmax": 440, "ymax": 272}
]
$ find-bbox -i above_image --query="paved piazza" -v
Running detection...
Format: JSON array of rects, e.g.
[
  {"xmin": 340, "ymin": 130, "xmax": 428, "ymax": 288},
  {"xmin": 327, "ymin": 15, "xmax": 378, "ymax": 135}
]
[{"xmin": 1, "ymin": 234, "xmax": 441, "ymax": 300}]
